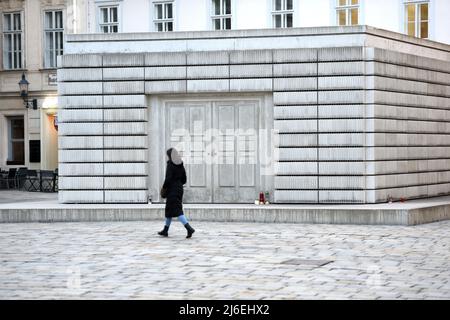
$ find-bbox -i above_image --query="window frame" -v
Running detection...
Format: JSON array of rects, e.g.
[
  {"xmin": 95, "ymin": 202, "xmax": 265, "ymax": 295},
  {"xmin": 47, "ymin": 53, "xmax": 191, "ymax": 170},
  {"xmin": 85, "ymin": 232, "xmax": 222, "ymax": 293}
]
[
  {"xmin": 98, "ymin": 4, "xmax": 120, "ymax": 33},
  {"xmin": 335, "ymin": 0, "xmax": 360, "ymax": 26},
  {"xmin": 272, "ymin": 0, "xmax": 294, "ymax": 28},
  {"xmin": 6, "ymin": 116, "xmax": 25, "ymax": 166},
  {"xmin": 43, "ymin": 9, "xmax": 64, "ymax": 69},
  {"xmin": 211, "ymin": 0, "xmax": 232, "ymax": 31},
  {"xmin": 404, "ymin": 0, "xmax": 429, "ymax": 39},
  {"xmin": 2, "ymin": 11, "xmax": 24, "ymax": 70},
  {"xmin": 153, "ymin": 1, "xmax": 174, "ymax": 32}
]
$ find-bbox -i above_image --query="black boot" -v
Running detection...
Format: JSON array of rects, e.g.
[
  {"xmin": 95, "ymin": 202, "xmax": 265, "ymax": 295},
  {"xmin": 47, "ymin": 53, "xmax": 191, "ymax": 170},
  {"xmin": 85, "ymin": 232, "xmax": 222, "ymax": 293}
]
[
  {"xmin": 158, "ymin": 225, "xmax": 169, "ymax": 237},
  {"xmin": 184, "ymin": 223, "xmax": 195, "ymax": 238}
]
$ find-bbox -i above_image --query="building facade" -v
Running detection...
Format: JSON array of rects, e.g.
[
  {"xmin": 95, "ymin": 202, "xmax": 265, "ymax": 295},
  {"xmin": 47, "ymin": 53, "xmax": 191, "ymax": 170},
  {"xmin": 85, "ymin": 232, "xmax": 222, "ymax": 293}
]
[
  {"xmin": 58, "ymin": 26, "xmax": 450, "ymax": 204},
  {"xmin": 0, "ymin": 0, "xmax": 84, "ymax": 171},
  {"xmin": 82, "ymin": 0, "xmax": 450, "ymax": 44}
]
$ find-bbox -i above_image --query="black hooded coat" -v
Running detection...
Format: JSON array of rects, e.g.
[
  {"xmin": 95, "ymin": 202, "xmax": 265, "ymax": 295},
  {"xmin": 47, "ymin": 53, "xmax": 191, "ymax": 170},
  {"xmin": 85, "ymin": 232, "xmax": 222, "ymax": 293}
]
[{"xmin": 162, "ymin": 148, "xmax": 187, "ymax": 218}]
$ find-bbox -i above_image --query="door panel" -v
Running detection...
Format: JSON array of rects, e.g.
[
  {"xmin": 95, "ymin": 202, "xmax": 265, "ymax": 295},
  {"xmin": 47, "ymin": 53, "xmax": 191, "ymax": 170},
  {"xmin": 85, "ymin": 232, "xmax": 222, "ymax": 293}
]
[
  {"xmin": 166, "ymin": 102, "xmax": 212, "ymax": 203},
  {"xmin": 213, "ymin": 101, "xmax": 259, "ymax": 202}
]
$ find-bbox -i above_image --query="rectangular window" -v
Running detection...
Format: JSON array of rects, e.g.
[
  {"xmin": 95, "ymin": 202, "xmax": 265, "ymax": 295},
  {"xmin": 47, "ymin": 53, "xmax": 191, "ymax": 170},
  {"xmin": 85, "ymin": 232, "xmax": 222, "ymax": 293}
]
[
  {"xmin": 272, "ymin": 0, "xmax": 293, "ymax": 28},
  {"xmin": 44, "ymin": 10, "xmax": 64, "ymax": 68},
  {"xmin": 99, "ymin": 6, "xmax": 119, "ymax": 33},
  {"xmin": 3, "ymin": 12, "xmax": 23, "ymax": 70},
  {"xmin": 336, "ymin": 0, "xmax": 359, "ymax": 26},
  {"xmin": 7, "ymin": 117, "xmax": 25, "ymax": 165},
  {"xmin": 154, "ymin": 1, "xmax": 174, "ymax": 32},
  {"xmin": 405, "ymin": 1, "xmax": 428, "ymax": 39},
  {"xmin": 211, "ymin": 0, "xmax": 231, "ymax": 30}
]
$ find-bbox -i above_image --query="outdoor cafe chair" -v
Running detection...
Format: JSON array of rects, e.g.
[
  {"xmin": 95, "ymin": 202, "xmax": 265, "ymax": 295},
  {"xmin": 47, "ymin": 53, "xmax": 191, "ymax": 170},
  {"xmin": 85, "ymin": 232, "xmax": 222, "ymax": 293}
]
[
  {"xmin": 24, "ymin": 170, "xmax": 40, "ymax": 192},
  {"xmin": 15, "ymin": 167, "xmax": 28, "ymax": 189},
  {"xmin": 40, "ymin": 170, "xmax": 56, "ymax": 192},
  {"xmin": 0, "ymin": 168, "xmax": 17, "ymax": 189}
]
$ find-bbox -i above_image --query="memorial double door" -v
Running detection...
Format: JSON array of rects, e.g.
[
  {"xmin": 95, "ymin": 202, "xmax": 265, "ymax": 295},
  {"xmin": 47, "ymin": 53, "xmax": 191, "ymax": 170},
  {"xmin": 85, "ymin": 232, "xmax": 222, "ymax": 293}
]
[{"xmin": 165, "ymin": 100, "xmax": 259, "ymax": 203}]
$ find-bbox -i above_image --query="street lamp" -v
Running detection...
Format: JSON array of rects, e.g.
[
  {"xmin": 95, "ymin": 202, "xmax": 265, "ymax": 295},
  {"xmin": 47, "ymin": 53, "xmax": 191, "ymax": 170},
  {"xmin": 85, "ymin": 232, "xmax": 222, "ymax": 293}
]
[{"xmin": 18, "ymin": 73, "xmax": 37, "ymax": 109}]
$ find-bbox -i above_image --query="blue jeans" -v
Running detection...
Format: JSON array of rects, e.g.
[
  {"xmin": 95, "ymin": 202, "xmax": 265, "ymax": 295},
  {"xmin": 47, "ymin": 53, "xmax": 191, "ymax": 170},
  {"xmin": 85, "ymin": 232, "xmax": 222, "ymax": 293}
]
[{"xmin": 165, "ymin": 214, "xmax": 188, "ymax": 226}]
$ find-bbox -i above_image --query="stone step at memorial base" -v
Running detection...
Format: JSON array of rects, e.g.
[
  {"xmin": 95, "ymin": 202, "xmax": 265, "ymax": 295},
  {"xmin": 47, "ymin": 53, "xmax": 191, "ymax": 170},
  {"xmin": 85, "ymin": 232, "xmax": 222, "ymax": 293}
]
[{"xmin": 1, "ymin": 196, "xmax": 449, "ymax": 226}]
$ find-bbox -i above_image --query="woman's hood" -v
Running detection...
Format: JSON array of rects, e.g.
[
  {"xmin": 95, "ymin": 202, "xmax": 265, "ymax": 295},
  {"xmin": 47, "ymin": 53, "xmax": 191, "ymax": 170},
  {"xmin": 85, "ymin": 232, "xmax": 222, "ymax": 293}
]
[{"xmin": 167, "ymin": 148, "xmax": 183, "ymax": 165}]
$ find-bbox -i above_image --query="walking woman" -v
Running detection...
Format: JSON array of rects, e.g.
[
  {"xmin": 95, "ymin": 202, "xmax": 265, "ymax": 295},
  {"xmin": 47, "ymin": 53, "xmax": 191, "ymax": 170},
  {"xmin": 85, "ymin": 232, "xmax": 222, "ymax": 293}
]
[{"xmin": 158, "ymin": 147, "xmax": 195, "ymax": 238}]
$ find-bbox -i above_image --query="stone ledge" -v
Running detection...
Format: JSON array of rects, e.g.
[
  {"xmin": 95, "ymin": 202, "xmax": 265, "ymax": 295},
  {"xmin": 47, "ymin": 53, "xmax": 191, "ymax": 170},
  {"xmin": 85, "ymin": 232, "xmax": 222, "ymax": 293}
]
[{"xmin": 1, "ymin": 197, "xmax": 449, "ymax": 226}]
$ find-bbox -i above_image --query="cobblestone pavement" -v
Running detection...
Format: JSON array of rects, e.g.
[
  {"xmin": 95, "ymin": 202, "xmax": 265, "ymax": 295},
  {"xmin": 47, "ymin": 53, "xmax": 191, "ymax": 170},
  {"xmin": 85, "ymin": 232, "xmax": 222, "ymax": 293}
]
[{"xmin": 0, "ymin": 220, "xmax": 449, "ymax": 300}]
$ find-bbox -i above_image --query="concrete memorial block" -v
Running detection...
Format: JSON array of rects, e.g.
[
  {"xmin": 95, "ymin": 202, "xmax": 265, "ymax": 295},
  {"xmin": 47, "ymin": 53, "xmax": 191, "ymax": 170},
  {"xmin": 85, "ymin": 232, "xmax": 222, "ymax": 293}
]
[
  {"xmin": 318, "ymin": 90, "xmax": 365, "ymax": 104},
  {"xmin": 318, "ymin": 105, "xmax": 365, "ymax": 118},
  {"xmin": 318, "ymin": 133, "xmax": 365, "ymax": 146},
  {"xmin": 59, "ymin": 177, "xmax": 104, "ymax": 190},
  {"xmin": 103, "ymin": 81, "xmax": 145, "ymax": 94},
  {"xmin": 275, "ymin": 176, "xmax": 318, "ymax": 189},
  {"xmin": 145, "ymin": 66, "xmax": 186, "ymax": 79},
  {"xmin": 103, "ymin": 95, "xmax": 146, "ymax": 108},
  {"xmin": 59, "ymin": 122, "xmax": 103, "ymax": 135},
  {"xmin": 273, "ymin": 48, "xmax": 317, "ymax": 63},
  {"xmin": 59, "ymin": 191, "xmax": 104, "ymax": 203},
  {"xmin": 277, "ymin": 134, "xmax": 317, "ymax": 147},
  {"xmin": 187, "ymin": 79, "xmax": 229, "ymax": 92},
  {"xmin": 58, "ymin": 109, "xmax": 103, "ymax": 122},
  {"xmin": 229, "ymin": 79, "xmax": 272, "ymax": 91},
  {"xmin": 429, "ymin": 183, "xmax": 450, "ymax": 195},
  {"xmin": 318, "ymin": 62, "xmax": 364, "ymax": 75},
  {"xmin": 319, "ymin": 162, "xmax": 365, "ymax": 175},
  {"xmin": 274, "ymin": 190, "xmax": 318, "ymax": 203},
  {"xmin": 145, "ymin": 80, "xmax": 187, "ymax": 93},
  {"xmin": 104, "ymin": 191, "xmax": 148, "ymax": 203},
  {"xmin": 319, "ymin": 176, "xmax": 365, "ymax": 189},
  {"xmin": 102, "ymin": 53, "xmax": 144, "ymax": 67},
  {"xmin": 372, "ymin": 48, "xmax": 450, "ymax": 73},
  {"xmin": 103, "ymin": 67, "xmax": 145, "ymax": 81},
  {"xmin": 187, "ymin": 65, "xmax": 229, "ymax": 79},
  {"xmin": 319, "ymin": 190, "xmax": 365, "ymax": 203},
  {"xmin": 373, "ymin": 91, "xmax": 449, "ymax": 108},
  {"xmin": 59, "ymin": 149, "xmax": 103, "ymax": 163},
  {"xmin": 59, "ymin": 136, "xmax": 103, "ymax": 149},
  {"xmin": 230, "ymin": 50, "xmax": 272, "ymax": 64},
  {"xmin": 318, "ymin": 76, "xmax": 365, "ymax": 90},
  {"xmin": 104, "ymin": 149, "xmax": 147, "ymax": 162},
  {"xmin": 103, "ymin": 122, "xmax": 147, "ymax": 135},
  {"xmin": 61, "ymin": 54, "xmax": 102, "ymax": 67},
  {"xmin": 59, "ymin": 29, "xmax": 450, "ymax": 204},
  {"xmin": 103, "ymin": 163, "xmax": 147, "ymax": 175},
  {"xmin": 104, "ymin": 109, "xmax": 147, "ymax": 122},
  {"xmin": 58, "ymin": 68, "xmax": 102, "ymax": 81},
  {"xmin": 273, "ymin": 92, "xmax": 317, "ymax": 105},
  {"xmin": 103, "ymin": 136, "xmax": 147, "ymax": 149},
  {"xmin": 273, "ymin": 63, "xmax": 316, "ymax": 77},
  {"xmin": 145, "ymin": 52, "xmax": 186, "ymax": 66},
  {"xmin": 274, "ymin": 105, "xmax": 317, "ymax": 119},
  {"xmin": 59, "ymin": 163, "xmax": 103, "ymax": 176},
  {"xmin": 278, "ymin": 148, "xmax": 318, "ymax": 161},
  {"xmin": 319, "ymin": 119, "xmax": 364, "ymax": 132},
  {"xmin": 319, "ymin": 147, "xmax": 365, "ymax": 161},
  {"xmin": 318, "ymin": 47, "xmax": 363, "ymax": 61},
  {"xmin": 275, "ymin": 162, "xmax": 317, "ymax": 175},
  {"xmin": 373, "ymin": 161, "xmax": 400, "ymax": 174},
  {"xmin": 58, "ymin": 95, "xmax": 103, "ymax": 109},
  {"xmin": 274, "ymin": 119, "xmax": 316, "ymax": 133},
  {"xmin": 230, "ymin": 64, "xmax": 272, "ymax": 78},
  {"xmin": 58, "ymin": 82, "xmax": 103, "ymax": 95},
  {"xmin": 104, "ymin": 177, "xmax": 147, "ymax": 189},
  {"xmin": 187, "ymin": 51, "xmax": 229, "ymax": 65},
  {"xmin": 274, "ymin": 77, "xmax": 316, "ymax": 91}
]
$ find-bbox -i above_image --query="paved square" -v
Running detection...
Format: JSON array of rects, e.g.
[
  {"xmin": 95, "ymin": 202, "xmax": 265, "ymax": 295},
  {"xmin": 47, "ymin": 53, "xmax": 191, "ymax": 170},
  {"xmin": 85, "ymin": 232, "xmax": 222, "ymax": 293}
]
[{"xmin": 0, "ymin": 220, "xmax": 449, "ymax": 299}]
